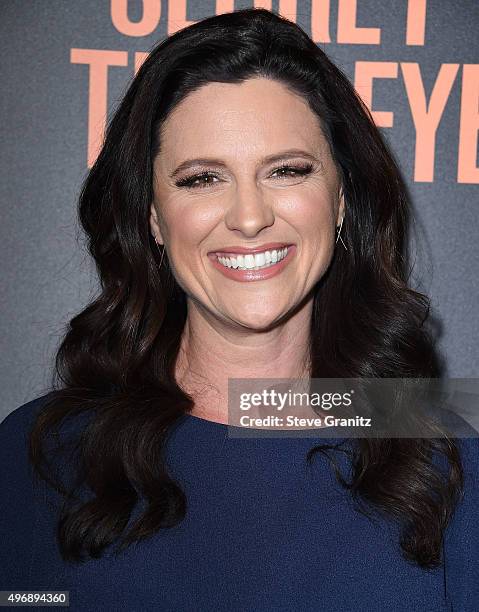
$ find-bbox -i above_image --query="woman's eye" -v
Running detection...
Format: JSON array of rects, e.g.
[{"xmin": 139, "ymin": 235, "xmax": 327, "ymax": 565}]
[
  {"xmin": 175, "ymin": 172, "xmax": 220, "ymax": 189},
  {"xmin": 175, "ymin": 163, "xmax": 314, "ymax": 190},
  {"xmin": 270, "ymin": 164, "xmax": 314, "ymax": 179}
]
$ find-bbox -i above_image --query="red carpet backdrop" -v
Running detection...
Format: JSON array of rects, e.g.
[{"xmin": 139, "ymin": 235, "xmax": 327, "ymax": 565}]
[{"xmin": 1, "ymin": 0, "xmax": 477, "ymax": 417}]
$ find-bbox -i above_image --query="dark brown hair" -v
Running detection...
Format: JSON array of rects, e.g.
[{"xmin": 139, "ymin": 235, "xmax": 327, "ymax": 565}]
[{"xmin": 29, "ymin": 7, "xmax": 463, "ymax": 567}]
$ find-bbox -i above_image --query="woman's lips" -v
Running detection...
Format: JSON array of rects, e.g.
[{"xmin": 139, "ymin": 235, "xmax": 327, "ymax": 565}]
[
  {"xmin": 208, "ymin": 245, "xmax": 296, "ymax": 282},
  {"xmin": 208, "ymin": 242, "xmax": 294, "ymax": 256}
]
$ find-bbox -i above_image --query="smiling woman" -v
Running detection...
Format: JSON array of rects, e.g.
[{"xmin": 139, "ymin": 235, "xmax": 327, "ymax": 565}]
[
  {"xmin": 151, "ymin": 77, "xmax": 343, "ymax": 348},
  {"xmin": 150, "ymin": 76, "xmax": 347, "ymax": 419},
  {"xmin": 1, "ymin": 6, "xmax": 478, "ymax": 612}
]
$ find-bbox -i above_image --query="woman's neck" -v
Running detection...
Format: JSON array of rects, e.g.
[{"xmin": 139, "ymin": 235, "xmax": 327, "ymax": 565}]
[{"xmin": 174, "ymin": 300, "xmax": 312, "ymax": 424}]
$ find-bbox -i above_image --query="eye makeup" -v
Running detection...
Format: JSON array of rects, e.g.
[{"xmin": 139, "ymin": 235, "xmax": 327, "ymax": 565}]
[{"xmin": 174, "ymin": 162, "xmax": 315, "ymax": 190}]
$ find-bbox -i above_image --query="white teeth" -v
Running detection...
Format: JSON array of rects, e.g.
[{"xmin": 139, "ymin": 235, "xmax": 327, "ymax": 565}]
[
  {"xmin": 255, "ymin": 252, "xmax": 266, "ymax": 267},
  {"xmin": 244, "ymin": 254, "xmax": 255, "ymax": 269},
  {"xmin": 217, "ymin": 247, "xmax": 289, "ymax": 271}
]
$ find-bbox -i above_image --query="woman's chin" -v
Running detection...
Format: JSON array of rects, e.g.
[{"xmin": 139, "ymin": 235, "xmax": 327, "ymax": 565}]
[{"xmin": 223, "ymin": 308, "xmax": 288, "ymax": 332}]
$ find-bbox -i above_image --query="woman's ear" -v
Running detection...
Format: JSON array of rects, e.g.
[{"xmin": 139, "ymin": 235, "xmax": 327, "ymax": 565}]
[{"xmin": 149, "ymin": 202, "xmax": 164, "ymax": 245}]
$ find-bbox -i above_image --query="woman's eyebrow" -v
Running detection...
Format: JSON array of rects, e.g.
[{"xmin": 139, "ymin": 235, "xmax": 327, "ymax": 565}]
[{"xmin": 168, "ymin": 148, "xmax": 319, "ymax": 178}]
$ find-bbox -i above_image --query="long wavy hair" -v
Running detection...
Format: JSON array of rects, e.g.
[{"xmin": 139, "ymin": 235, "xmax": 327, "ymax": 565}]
[{"xmin": 29, "ymin": 7, "xmax": 463, "ymax": 567}]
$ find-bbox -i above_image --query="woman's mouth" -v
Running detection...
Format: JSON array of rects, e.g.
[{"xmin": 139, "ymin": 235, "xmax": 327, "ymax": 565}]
[{"xmin": 207, "ymin": 245, "xmax": 296, "ymax": 282}]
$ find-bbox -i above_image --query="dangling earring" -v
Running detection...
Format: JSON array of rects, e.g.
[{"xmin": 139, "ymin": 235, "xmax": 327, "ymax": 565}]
[
  {"xmin": 153, "ymin": 235, "xmax": 167, "ymax": 268},
  {"xmin": 335, "ymin": 217, "xmax": 348, "ymax": 251}
]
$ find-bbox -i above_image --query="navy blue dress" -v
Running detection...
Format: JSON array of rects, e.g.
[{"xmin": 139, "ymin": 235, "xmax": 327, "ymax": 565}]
[{"xmin": 1, "ymin": 394, "xmax": 478, "ymax": 611}]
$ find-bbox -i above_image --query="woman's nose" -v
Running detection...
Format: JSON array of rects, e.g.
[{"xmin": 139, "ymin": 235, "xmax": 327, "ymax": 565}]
[{"xmin": 224, "ymin": 181, "xmax": 275, "ymax": 237}]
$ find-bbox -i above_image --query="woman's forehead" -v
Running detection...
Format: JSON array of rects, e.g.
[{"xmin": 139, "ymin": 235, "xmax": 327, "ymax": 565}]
[{"xmin": 157, "ymin": 79, "xmax": 327, "ymax": 160}]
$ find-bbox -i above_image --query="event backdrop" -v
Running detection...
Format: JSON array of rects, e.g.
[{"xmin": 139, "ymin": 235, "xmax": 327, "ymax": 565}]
[{"xmin": 1, "ymin": 0, "xmax": 478, "ymax": 419}]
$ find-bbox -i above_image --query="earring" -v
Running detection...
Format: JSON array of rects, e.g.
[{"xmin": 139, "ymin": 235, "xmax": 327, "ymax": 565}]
[
  {"xmin": 153, "ymin": 235, "xmax": 167, "ymax": 268},
  {"xmin": 335, "ymin": 217, "xmax": 348, "ymax": 251}
]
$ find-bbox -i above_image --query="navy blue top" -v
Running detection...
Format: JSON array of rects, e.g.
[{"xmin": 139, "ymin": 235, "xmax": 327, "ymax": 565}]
[{"xmin": 1, "ymin": 393, "xmax": 478, "ymax": 611}]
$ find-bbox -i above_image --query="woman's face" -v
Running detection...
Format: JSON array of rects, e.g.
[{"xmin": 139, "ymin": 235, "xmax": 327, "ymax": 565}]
[{"xmin": 150, "ymin": 77, "xmax": 344, "ymax": 330}]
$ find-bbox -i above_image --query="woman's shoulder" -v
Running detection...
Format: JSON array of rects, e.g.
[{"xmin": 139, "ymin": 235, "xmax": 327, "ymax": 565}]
[
  {"xmin": 449, "ymin": 437, "xmax": 479, "ymax": 521},
  {"xmin": 443, "ymin": 436, "xmax": 479, "ymax": 608},
  {"xmin": 0, "ymin": 393, "xmax": 56, "ymax": 495},
  {"xmin": 0, "ymin": 392, "xmax": 54, "ymax": 442},
  {"xmin": 454, "ymin": 436, "xmax": 479, "ymax": 474},
  {"xmin": 0, "ymin": 393, "xmax": 60, "ymax": 586}
]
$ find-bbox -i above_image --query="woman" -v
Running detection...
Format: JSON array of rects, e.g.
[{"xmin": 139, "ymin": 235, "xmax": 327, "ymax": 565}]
[{"xmin": 1, "ymin": 7, "xmax": 478, "ymax": 611}]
